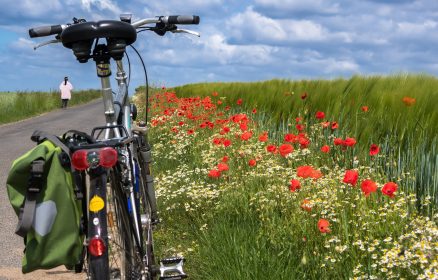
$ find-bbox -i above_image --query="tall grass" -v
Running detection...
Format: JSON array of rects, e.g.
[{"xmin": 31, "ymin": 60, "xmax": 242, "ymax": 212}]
[
  {"xmin": 141, "ymin": 89, "xmax": 438, "ymax": 279},
  {"xmin": 0, "ymin": 90, "xmax": 101, "ymax": 125},
  {"xmin": 167, "ymin": 74, "xmax": 438, "ymax": 211}
]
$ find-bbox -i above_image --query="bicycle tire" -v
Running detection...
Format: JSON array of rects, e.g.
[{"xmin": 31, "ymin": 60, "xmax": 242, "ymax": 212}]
[
  {"xmin": 87, "ymin": 169, "xmax": 136, "ymax": 280},
  {"xmin": 136, "ymin": 160, "xmax": 157, "ymax": 279},
  {"xmin": 106, "ymin": 169, "xmax": 137, "ymax": 279}
]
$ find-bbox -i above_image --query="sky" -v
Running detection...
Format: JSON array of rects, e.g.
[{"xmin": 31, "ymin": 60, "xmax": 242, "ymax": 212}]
[{"xmin": 0, "ymin": 0, "xmax": 437, "ymax": 92}]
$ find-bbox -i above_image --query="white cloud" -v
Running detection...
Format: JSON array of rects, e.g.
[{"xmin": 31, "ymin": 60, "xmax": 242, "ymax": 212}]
[
  {"xmin": 254, "ymin": 0, "xmax": 339, "ymax": 16},
  {"xmin": 325, "ymin": 59, "xmax": 359, "ymax": 73},
  {"xmin": 10, "ymin": 37, "xmax": 34, "ymax": 50},
  {"xmin": 226, "ymin": 7, "xmax": 327, "ymax": 44},
  {"xmin": 81, "ymin": 0, "xmax": 121, "ymax": 15},
  {"xmin": 397, "ymin": 20, "xmax": 438, "ymax": 35}
]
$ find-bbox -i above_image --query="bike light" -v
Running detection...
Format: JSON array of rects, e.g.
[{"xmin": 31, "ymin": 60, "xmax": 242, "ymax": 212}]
[
  {"xmin": 88, "ymin": 236, "xmax": 106, "ymax": 257},
  {"xmin": 99, "ymin": 147, "xmax": 118, "ymax": 168},
  {"xmin": 71, "ymin": 150, "xmax": 89, "ymax": 170}
]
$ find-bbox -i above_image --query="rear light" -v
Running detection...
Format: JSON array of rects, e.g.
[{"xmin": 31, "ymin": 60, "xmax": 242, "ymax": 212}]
[
  {"xmin": 88, "ymin": 236, "xmax": 106, "ymax": 257},
  {"xmin": 71, "ymin": 150, "xmax": 89, "ymax": 170},
  {"xmin": 71, "ymin": 147, "xmax": 118, "ymax": 170},
  {"xmin": 99, "ymin": 147, "xmax": 118, "ymax": 168}
]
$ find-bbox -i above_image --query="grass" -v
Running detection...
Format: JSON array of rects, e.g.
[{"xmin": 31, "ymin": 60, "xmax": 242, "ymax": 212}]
[
  {"xmin": 133, "ymin": 76, "xmax": 438, "ymax": 279},
  {"xmin": 156, "ymin": 74, "xmax": 438, "ymax": 214},
  {"xmin": 0, "ymin": 90, "xmax": 101, "ymax": 125},
  {"xmin": 138, "ymin": 88, "xmax": 438, "ymax": 279}
]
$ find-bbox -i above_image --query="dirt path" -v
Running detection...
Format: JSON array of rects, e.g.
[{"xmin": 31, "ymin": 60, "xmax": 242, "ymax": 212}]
[{"xmin": 0, "ymin": 100, "xmax": 105, "ymax": 279}]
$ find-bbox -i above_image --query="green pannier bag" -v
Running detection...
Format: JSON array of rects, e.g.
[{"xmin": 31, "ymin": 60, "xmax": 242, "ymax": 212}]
[{"xmin": 6, "ymin": 131, "xmax": 84, "ymax": 273}]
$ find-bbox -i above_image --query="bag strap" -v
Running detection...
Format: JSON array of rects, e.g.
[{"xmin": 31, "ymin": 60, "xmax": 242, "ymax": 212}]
[
  {"xmin": 31, "ymin": 130, "xmax": 84, "ymax": 200},
  {"xmin": 15, "ymin": 160, "xmax": 45, "ymax": 238}
]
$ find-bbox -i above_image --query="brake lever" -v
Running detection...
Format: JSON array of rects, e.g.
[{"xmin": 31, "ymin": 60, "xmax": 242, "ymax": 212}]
[
  {"xmin": 170, "ymin": 28, "xmax": 200, "ymax": 37},
  {"xmin": 33, "ymin": 39, "xmax": 61, "ymax": 50}
]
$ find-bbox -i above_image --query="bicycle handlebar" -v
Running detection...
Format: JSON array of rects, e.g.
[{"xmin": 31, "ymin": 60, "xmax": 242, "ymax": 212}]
[
  {"xmin": 29, "ymin": 24, "xmax": 65, "ymax": 38},
  {"xmin": 160, "ymin": 15, "xmax": 200, "ymax": 25}
]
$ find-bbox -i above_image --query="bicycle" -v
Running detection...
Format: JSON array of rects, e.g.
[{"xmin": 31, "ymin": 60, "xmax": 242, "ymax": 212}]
[{"xmin": 29, "ymin": 13, "xmax": 200, "ymax": 280}]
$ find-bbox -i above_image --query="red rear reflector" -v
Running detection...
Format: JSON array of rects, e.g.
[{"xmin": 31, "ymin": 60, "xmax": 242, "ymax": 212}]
[
  {"xmin": 88, "ymin": 236, "xmax": 106, "ymax": 257},
  {"xmin": 71, "ymin": 150, "xmax": 89, "ymax": 170},
  {"xmin": 99, "ymin": 147, "xmax": 118, "ymax": 168}
]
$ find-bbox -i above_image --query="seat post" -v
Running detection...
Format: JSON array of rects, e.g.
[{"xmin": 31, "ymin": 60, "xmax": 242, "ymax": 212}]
[{"xmin": 93, "ymin": 44, "xmax": 121, "ymax": 139}]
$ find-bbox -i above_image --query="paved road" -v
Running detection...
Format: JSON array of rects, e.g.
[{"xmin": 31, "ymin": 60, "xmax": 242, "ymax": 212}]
[{"xmin": 0, "ymin": 100, "xmax": 105, "ymax": 279}]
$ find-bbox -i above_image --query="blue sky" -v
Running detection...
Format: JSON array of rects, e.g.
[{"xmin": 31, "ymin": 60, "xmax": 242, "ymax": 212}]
[{"xmin": 0, "ymin": 0, "xmax": 437, "ymax": 92}]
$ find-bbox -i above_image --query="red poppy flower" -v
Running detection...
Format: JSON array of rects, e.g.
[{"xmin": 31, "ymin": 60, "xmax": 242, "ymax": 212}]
[
  {"xmin": 369, "ymin": 144, "xmax": 380, "ymax": 156},
  {"xmin": 259, "ymin": 132, "xmax": 268, "ymax": 142},
  {"xmin": 343, "ymin": 137, "xmax": 357, "ymax": 147},
  {"xmin": 212, "ymin": 91, "xmax": 218, "ymax": 96},
  {"xmin": 320, "ymin": 145, "xmax": 330, "ymax": 153},
  {"xmin": 266, "ymin": 145, "xmax": 277, "ymax": 153},
  {"xmin": 217, "ymin": 100, "xmax": 222, "ymax": 105},
  {"xmin": 249, "ymin": 159, "xmax": 257, "ymax": 167},
  {"xmin": 187, "ymin": 129, "xmax": 195, "ymax": 135},
  {"xmin": 343, "ymin": 170, "xmax": 359, "ymax": 186},
  {"xmin": 221, "ymin": 156, "xmax": 229, "ymax": 162},
  {"xmin": 289, "ymin": 179, "xmax": 301, "ymax": 192},
  {"xmin": 299, "ymin": 136, "xmax": 310, "ymax": 149},
  {"xmin": 334, "ymin": 138, "xmax": 344, "ymax": 146},
  {"xmin": 361, "ymin": 106, "xmax": 369, "ymax": 112},
  {"xmin": 296, "ymin": 124, "xmax": 305, "ymax": 132},
  {"xmin": 241, "ymin": 131, "xmax": 253, "ymax": 141},
  {"xmin": 208, "ymin": 169, "xmax": 221, "ymax": 178},
  {"xmin": 301, "ymin": 199, "xmax": 312, "ymax": 212},
  {"xmin": 321, "ymin": 121, "xmax": 330, "ymax": 128},
  {"xmin": 317, "ymin": 219, "xmax": 331, "ymax": 233},
  {"xmin": 217, "ymin": 163, "xmax": 229, "ymax": 172},
  {"xmin": 361, "ymin": 179, "xmax": 377, "ymax": 197},
  {"xmin": 297, "ymin": 165, "xmax": 313, "ymax": 178},
  {"xmin": 284, "ymin": 133, "xmax": 296, "ymax": 143},
  {"xmin": 178, "ymin": 121, "xmax": 185, "ymax": 126},
  {"xmin": 240, "ymin": 122, "xmax": 248, "ymax": 131},
  {"xmin": 213, "ymin": 138, "xmax": 223, "ymax": 145},
  {"xmin": 295, "ymin": 117, "xmax": 302, "ymax": 123},
  {"xmin": 252, "ymin": 108, "xmax": 257, "ymax": 114},
  {"xmin": 236, "ymin": 99, "xmax": 243, "ymax": 105},
  {"xmin": 402, "ymin": 96, "xmax": 416, "ymax": 106},
  {"xmin": 171, "ymin": 127, "xmax": 178, "ymax": 133},
  {"xmin": 279, "ymin": 144, "xmax": 294, "ymax": 157},
  {"xmin": 223, "ymin": 139, "xmax": 232, "ymax": 147},
  {"xmin": 331, "ymin": 122, "xmax": 339, "ymax": 130},
  {"xmin": 301, "ymin": 92, "xmax": 308, "ymax": 99},
  {"xmin": 382, "ymin": 182, "xmax": 398, "ymax": 198},
  {"xmin": 315, "ymin": 111, "xmax": 325, "ymax": 119},
  {"xmin": 311, "ymin": 169, "xmax": 323, "ymax": 179}
]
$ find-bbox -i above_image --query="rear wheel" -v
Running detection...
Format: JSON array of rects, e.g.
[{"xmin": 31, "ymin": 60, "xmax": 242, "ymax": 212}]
[
  {"xmin": 136, "ymin": 161, "xmax": 157, "ymax": 279},
  {"xmin": 106, "ymin": 169, "xmax": 136, "ymax": 279}
]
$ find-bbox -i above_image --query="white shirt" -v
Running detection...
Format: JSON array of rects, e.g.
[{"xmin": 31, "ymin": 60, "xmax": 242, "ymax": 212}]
[{"xmin": 59, "ymin": 81, "xmax": 73, "ymax": 99}]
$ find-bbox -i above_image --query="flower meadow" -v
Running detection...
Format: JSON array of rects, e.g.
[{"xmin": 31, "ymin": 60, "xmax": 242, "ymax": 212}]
[{"xmin": 134, "ymin": 87, "xmax": 438, "ymax": 279}]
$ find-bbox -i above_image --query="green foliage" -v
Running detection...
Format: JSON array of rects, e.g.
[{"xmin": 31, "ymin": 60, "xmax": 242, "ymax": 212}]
[
  {"xmin": 140, "ymin": 89, "xmax": 438, "ymax": 280},
  {"xmin": 171, "ymin": 74, "xmax": 438, "ymax": 213},
  {"xmin": 0, "ymin": 90, "xmax": 100, "ymax": 124}
]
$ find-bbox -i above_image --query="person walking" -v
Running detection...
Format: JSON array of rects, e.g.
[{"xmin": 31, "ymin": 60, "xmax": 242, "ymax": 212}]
[{"xmin": 59, "ymin": 76, "xmax": 73, "ymax": 109}]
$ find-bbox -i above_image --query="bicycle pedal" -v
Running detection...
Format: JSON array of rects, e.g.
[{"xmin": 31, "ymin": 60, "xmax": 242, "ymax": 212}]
[{"xmin": 159, "ymin": 257, "xmax": 187, "ymax": 280}]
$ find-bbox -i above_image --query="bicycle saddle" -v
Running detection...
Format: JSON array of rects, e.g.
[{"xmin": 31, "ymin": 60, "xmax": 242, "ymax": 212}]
[{"xmin": 61, "ymin": 20, "xmax": 137, "ymax": 48}]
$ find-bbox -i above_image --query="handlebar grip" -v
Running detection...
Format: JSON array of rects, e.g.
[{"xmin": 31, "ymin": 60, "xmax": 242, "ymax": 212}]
[
  {"xmin": 29, "ymin": 25, "xmax": 63, "ymax": 38},
  {"xmin": 162, "ymin": 15, "xmax": 200, "ymax": 25}
]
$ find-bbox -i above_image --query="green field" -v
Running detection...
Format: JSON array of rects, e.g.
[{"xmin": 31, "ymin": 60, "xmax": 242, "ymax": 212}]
[
  {"xmin": 168, "ymin": 74, "xmax": 438, "ymax": 213},
  {"xmin": 0, "ymin": 90, "xmax": 101, "ymax": 125},
  {"xmin": 134, "ymin": 74, "xmax": 438, "ymax": 279}
]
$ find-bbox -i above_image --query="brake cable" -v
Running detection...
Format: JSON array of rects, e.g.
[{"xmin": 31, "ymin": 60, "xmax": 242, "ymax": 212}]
[{"xmin": 128, "ymin": 44, "xmax": 149, "ymax": 126}]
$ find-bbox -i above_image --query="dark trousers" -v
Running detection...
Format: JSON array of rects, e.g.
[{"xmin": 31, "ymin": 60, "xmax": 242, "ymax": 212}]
[{"xmin": 61, "ymin": 99, "xmax": 69, "ymax": 108}]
